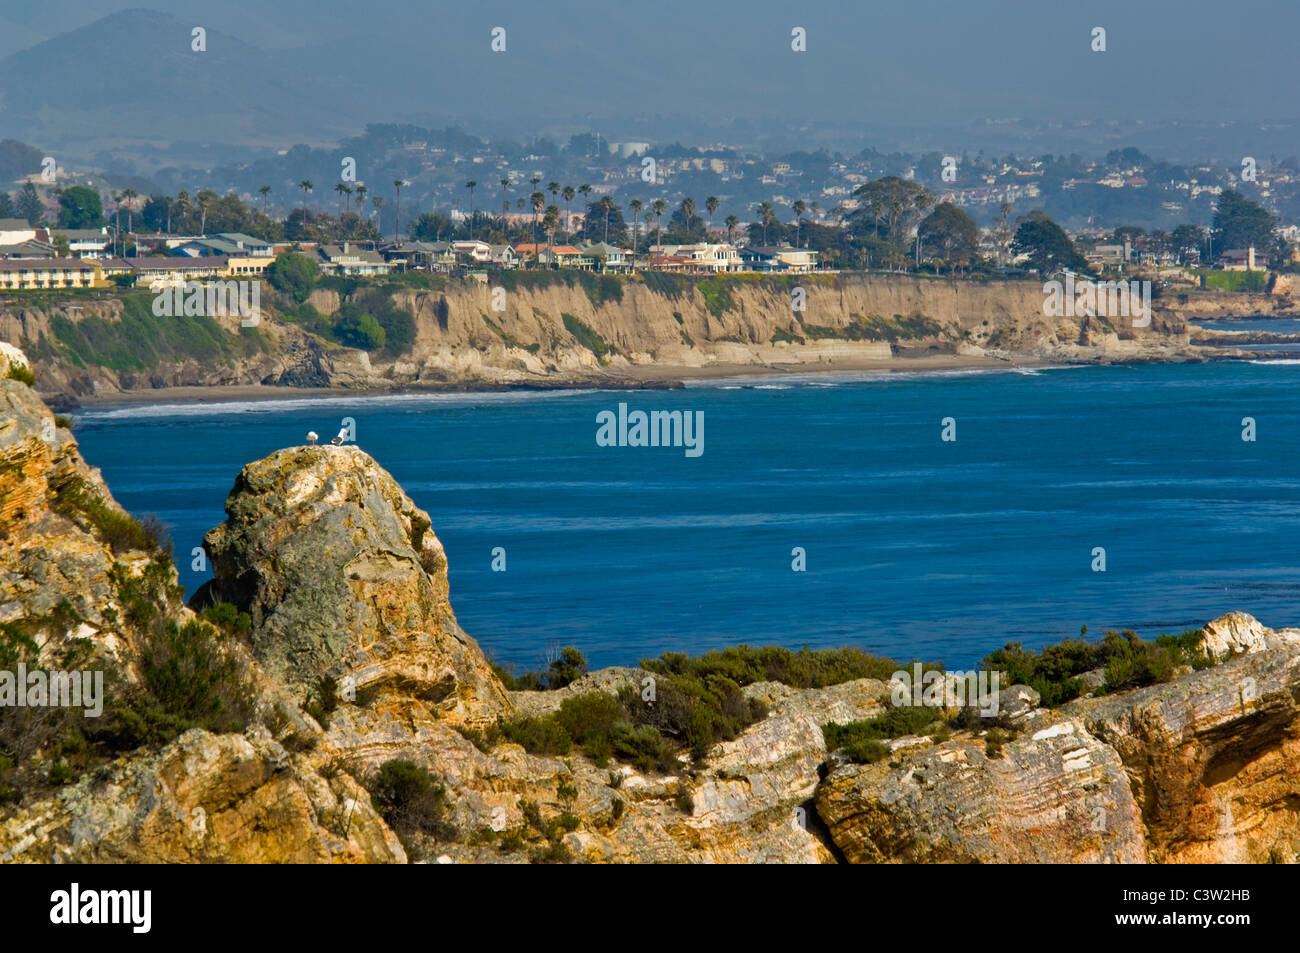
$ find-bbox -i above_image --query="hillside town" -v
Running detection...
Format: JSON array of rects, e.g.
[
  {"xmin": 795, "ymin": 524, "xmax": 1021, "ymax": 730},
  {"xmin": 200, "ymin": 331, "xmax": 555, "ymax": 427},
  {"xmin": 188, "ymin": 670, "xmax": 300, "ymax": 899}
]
[{"xmin": 0, "ymin": 129, "xmax": 1296, "ymax": 293}]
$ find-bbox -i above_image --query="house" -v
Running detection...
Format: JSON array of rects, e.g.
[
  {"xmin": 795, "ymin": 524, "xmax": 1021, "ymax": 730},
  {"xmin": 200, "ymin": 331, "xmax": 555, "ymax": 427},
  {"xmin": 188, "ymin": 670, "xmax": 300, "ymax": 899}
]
[
  {"xmin": 740, "ymin": 245, "xmax": 820, "ymax": 273},
  {"xmin": 0, "ymin": 258, "xmax": 107, "ymax": 290},
  {"xmin": 1220, "ymin": 247, "xmax": 1264, "ymax": 271},
  {"xmin": 0, "ymin": 240, "xmax": 56, "ymax": 260},
  {"xmin": 55, "ymin": 228, "xmax": 111, "ymax": 258},
  {"xmin": 317, "ymin": 243, "xmax": 391, "ymax": 277},
  {"xmin": 225, "ymin": 255, "xmax": 274, "ymax": 277},
  {"xmin": 576, "ymin": 241, "xmax": 633, "ymax": 271},
  {"xmin": 488, "ymin": 244, "xmax": 518, "ymax": 268},
  {"xmin": 127, "ymin": 256, "xmax": 230, "ymax": 285},
  {"xmin": 651, "ymin": 243, "xmax": 741, "ymax": 273},
  {"xmin": 648, "ymin": 253, "xmax": 693, "ymax": 273},
  {"xmin": 451, "ymin": 240, "xmax": 493, "ymax": 264},
  {"xmin": 0, "ymin": 219, "xmax": 37, "ymax": 246},
  {"xmin": 172, "ymin": 233, "xmax": 273, "ymax": 258},
  {"xmin": 514, "ymin": 243, "xmax": 590, "ymax": 268}
]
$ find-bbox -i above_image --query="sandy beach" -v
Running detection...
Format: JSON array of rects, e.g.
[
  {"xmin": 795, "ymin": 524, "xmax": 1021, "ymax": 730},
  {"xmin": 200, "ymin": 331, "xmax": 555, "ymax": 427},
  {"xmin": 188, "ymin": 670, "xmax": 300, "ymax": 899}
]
[{"xmin": 60, "ymin": 351, "xmax": 1045, "ymax": 408}]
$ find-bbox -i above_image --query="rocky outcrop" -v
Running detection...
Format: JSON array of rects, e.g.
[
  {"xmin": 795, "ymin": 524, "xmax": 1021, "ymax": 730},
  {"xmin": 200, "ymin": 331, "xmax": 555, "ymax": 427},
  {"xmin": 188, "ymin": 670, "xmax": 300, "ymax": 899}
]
[
  {"xmin": 817, "ymin": 716, "xmax": 1146, "ymax": 863},
  {"xmin": 0, "ymin": 729, "xmax": 404, "ymax": 864},
  {"xmin": 1073, "ymin": 623, "xmax": 1300, "ymax": 864},
  {"xmin": 196, "ymin": 445, "xmax": 508, "ymax": 725},
  {"xmin": 815, "ymin": 619, "xmax": 1300, "ymax": 865},
  {"xmin": 0, "ymin": 374, "xmax": 143, "ymax": 672}
]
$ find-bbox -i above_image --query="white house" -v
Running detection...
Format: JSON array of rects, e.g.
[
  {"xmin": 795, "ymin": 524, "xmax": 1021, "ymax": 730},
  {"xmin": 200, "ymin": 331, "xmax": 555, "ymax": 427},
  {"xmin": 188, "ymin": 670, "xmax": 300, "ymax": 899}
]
[{"xmin": 0, "ymin": 218, "xmax": 37, "ymax": 246}]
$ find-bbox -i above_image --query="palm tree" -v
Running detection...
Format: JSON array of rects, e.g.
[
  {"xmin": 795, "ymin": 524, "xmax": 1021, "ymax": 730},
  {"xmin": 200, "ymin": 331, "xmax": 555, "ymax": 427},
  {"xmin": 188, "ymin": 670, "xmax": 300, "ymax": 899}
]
[
  {"xmin": 298, "ymin": 180, "xmax": 313, "ymax": 211},
  {"xmin": 756, "ymin": 201, "xmax": 775, "ymax": 245},
  {"xmin": 628, "ymin": 199, "xmax": 643, "ymax": 259},
  {"xmin": 355, "ymin": 184, "xmax": 367, "ymax": 219},
  {"xmin": 170, "ymin": 190, "xmax": 190, "ymax": 233},
  {"xmin": 120, "ymin": 188, "xmax": 138, "ymax": 235},
  {"xmin": 599, "ymin": 195, "xmax": 617, "ymax": 243},
  {"xmin": 258, "ymin": 185, "xmax": 271, "ymax": 215},
  {"xmin": 465, "ymin": 180, "xmax": 477, "ymax": 240},
  {"xmin": 562, "ymin": 185, "xmax": 576, "ymax": 236},
  {"xmin": 548, "ymin": 181, "xmax": 560, "ymax": 215},
  {"xmin": 544, "ymin": 205, "xmax": 559, "ymax": 262},
  {"xmin": 725, "ymin": 214, "xmax": 739, "ymax": 246},
  {"xmin": 792, "ymin": 199, "xmax": 807, "ymax": 247},
  {"xmin": 393, "ymin": 180, "xmax": 405, "ymax": 240},
  {"xmin": 706, "ymin": 195, "xmax": 719, "ymax": 232},
  {"xmin": 500, "ymin": 177, "xmax": 510, "ymax": 219},
  {"xmin": 680, "ymin": 197, "xmax": 696, "ymax": 235},
  {"xmin": 197, "ymin": 190, "xmax": 216, "ymax": 234},
  {"xmin": 336, "ymin": 182, "xmax": 352, "ymax": 216},
  {"xmin": 371, "ymin": 195, "xmax": 386, "ymax": 230},
  {"xmin": 652, "ymin": 199, "xmax": 666, "ymax": 250},
  {"xmin": 530, "ymin": 190, "xmax": 545, "ymax": 263}
]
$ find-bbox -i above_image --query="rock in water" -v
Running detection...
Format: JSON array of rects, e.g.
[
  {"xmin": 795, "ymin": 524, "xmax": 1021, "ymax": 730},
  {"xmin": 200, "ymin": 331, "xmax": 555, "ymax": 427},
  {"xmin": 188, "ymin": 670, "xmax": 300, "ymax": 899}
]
[{"xmin": 198, "ymin": 445, "xmax": 507, "ymax": 725}]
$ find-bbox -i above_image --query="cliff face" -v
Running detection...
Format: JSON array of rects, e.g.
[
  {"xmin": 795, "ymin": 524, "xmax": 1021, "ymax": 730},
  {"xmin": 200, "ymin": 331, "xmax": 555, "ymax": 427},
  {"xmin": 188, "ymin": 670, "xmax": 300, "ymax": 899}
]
[
  {"xmin": 2, "ymin": 373, "xmax": 1299, "ymax": 863},
  {"xmin": 1, "ymin": 273, "xmax": 1203, "ymax": 402}
]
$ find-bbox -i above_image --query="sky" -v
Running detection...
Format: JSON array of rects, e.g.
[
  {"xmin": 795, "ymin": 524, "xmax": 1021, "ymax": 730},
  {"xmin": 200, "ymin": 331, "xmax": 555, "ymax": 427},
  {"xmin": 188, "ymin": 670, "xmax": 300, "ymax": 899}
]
[{"xmin": 1, "ymin": 0, "xmax": 1297, "ymax": 129}]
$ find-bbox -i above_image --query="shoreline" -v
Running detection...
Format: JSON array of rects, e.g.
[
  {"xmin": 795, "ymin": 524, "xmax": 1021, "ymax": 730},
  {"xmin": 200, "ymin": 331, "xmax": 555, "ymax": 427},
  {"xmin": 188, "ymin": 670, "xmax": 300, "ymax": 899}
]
[
  {"xmin": 49, "ymin": 353, "xmax": 1079, "ymax": 409},
  {"xmin": 49, "ymin": 347, "xmax": 1277, "ymax": 410}
]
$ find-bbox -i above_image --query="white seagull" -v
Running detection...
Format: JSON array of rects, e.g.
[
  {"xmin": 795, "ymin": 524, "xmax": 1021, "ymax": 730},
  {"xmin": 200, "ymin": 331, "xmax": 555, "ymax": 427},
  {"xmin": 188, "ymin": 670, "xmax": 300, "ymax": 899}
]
[
  {"xmin": 306, "ymin": 431, "xmax": 318, "ymax": 445},
  {"xmin": 330, "ymin": 427, "xmax": 347, "ymax": 446}
]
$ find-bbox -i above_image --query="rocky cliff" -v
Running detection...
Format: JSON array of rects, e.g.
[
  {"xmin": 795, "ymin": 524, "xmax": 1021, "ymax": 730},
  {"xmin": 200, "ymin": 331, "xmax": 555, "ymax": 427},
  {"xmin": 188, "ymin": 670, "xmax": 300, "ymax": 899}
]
[
  {"xmin": 0, "ymin": 272, "xmax": 1215, "ymax": 404},
  {"xmin": 2, "ymin": 365, "xmax": 1298, "ymax": 863}
]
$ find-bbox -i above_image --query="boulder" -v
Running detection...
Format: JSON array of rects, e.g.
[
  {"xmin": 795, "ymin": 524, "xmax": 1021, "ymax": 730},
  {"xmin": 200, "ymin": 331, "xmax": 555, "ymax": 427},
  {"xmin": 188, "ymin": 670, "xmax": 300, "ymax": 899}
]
[{"xmin": 199, "ymin": 445, "xmax": 507, "ymax": 725}]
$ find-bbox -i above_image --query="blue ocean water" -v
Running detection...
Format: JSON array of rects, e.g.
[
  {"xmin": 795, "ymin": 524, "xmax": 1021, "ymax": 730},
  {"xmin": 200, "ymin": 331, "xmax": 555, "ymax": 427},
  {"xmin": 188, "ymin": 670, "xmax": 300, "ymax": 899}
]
[{"xmin": 70, "ymin": 361, "xmax": 1300, "ymax": 672}]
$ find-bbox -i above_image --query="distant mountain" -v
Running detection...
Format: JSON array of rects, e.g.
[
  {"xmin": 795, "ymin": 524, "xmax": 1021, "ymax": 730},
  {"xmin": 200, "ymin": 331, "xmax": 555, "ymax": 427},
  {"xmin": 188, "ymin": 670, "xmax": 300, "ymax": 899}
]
[{"xmin": 0, "ymin": 8, "xmax": 363, "ymax": 160}]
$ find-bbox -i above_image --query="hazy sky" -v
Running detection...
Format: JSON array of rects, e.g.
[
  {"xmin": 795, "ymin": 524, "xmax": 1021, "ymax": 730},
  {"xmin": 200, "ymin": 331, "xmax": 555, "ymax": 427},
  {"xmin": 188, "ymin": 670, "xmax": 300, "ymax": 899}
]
[{"xmin": 2, "ymin": 0, "xmax": 1297, "ymax": 128}]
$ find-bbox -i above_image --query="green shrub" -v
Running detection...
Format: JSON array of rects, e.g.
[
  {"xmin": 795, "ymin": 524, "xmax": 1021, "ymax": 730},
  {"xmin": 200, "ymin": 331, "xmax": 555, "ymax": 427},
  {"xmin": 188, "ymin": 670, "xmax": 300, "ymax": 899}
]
[
  {"xmin": 983, "ymin": 627, "xmax": 1211, "ymax": 704},
  {"xmin": 266, "ymin": 252, "xmax": 318, "ymax": 302},
  {"xmin": 132, "ymin": 619, "xmax": 253, "ymax": 740},
  {"xmin": 821, "ymin": 722, "xmax": 890, "ymax": 764},
  {"xmin": 642, "ymin": 644, "xmax": 898, "ymax": 689},
  {"xmin": 5, "ymin": 362, "xmax": 35, "ymax": 386},
  {"xmin": 493, "ymin": 646, "xmax": 587, "ymax": 691},
  {"xmin": 333, "ymin": 302, "xmax": 386, "ymax": 350},
  {"xmin": 50, "ymin": 475, "xmax": 163, "ymax": 555},
  {"xmin": 365, "ymin": 759, "xmax": 457, "ymax": 842}
]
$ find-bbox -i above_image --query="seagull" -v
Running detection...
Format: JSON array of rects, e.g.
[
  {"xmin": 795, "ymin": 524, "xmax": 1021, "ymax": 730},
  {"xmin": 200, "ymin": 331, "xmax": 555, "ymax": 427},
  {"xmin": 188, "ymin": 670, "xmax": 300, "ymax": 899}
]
[
  {"xmin": 330, "ymin": 427, "xmax": 347, "ymax": 446},
  {"xmin": 306, "ymin": 431, "xmax": 318, "ymax": 445}
]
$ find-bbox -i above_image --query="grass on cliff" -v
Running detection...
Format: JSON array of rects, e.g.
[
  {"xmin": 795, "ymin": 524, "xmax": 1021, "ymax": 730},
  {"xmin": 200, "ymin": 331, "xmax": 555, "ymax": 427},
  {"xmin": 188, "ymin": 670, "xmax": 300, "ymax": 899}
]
[
  {"xmin": 0, "ymin": 563, "xmax": 254, "ymax": 805},
  {"xmin": 561, "ymin": 312, "xmax": 615, "ymax": 362},
  {"xmin": 49, "ymin": 294, "xmax": 267, "ymax": 373},
  {"xmin": 50, "ymin": 474, "xmax": 171, "ymax": 556},
  {"xmin": 4, "ymin": 362, "xmax": 35, "ymax": 386},
  {"xmin": 799, "ymin": 313, "xmax": 943, "ymax": 343}
]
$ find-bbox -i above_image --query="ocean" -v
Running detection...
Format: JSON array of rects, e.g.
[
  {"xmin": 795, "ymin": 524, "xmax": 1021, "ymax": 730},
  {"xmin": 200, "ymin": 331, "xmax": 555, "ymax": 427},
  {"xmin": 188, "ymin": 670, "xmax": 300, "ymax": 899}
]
[{"xmin": 70, "ymin": 359, "xmax": 1300, "ymax": 673}]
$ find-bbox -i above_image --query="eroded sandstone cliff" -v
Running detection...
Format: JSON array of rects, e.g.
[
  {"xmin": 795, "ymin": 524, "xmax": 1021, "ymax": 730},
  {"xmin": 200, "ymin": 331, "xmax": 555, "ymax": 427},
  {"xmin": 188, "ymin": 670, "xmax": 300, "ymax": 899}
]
[{"xmin": 0, "ymin": 272, "xmax": 1219, "ymax": 403}]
